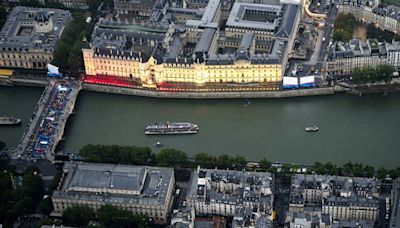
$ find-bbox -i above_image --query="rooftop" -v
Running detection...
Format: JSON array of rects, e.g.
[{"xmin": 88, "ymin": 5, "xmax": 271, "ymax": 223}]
[
  {"xmin": 226, "ymin": 2, "xmax": 282, "ymax": 31},
  {"xmin": 187, "ymin": 168, "xmax": 274, "ymax": 215},
  {"xmin": 0, "ymin": 6, "xmax": 71, "ymax": 52},
  {"xmin": 53, "ymin": 162, "xmax": 174, "ymax": 206}
]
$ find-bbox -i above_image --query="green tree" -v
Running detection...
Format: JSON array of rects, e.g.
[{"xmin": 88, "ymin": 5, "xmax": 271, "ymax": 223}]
[
  {"xmin": 0, "ymin": 7, "xmax": 7, "ymax": 29},
  {"xmin": 377, "ymin": 167, "xmax": 388, "ymax": 179},
  {"xmin": 194, "ymin": 153, "xmax": 216, "ymax": 168},
  {"xmin": 324, "ymin": 162, "xmax": 339, "ymax": 175},
  {"xmin": 216, "ymin": 154, "xmax": 232, "ymax": 169},
  {"xmin": 376, "ymin": 64, "xmax": 394, "ymax": 82},
  {"xmin": 259, "ymin": 158, "xmax": 272, "ymax": 171},
  {"xmin": 62, "ymin": 206, "xmax": 92, "ymax": 227},
  {"xmin": 332, "ymin": 13, "xmax": 357, "ymax": 42},
  {"xmin": 156, "ymin": 148, "xmax": 189, "ymax": 168},
  {"xmin": 352, "ymin": 163, "xmax": 364, "ymax": 177},
  {"xmin": 363, "ymin": 165, "xmax": 375, "ymax": 178},
  {"xmin": 343, "ymin": 162, "xmax": 354, "ymax": 176},
  {"xmin": 311, "ymin": 162, "xmax": 326, "ymax": 174},
  {"xmin": 0, "ymin": 140, "xmax": 5, "ymax": 150},
  {"xmin": 98, "ymin": 205, "xmax": 149, "ymax": 228},
  {"xmin": 231, "ymin": 155, "xmax": 247, "ymax": 170},
  {"xmin": 40, "ymin": 197, "xmax": 53, "ymax": 215}
]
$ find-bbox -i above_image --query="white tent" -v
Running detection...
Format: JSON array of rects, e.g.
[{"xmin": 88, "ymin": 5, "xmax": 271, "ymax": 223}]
[
  {"xmin": 47, "ymin": 64, "xmax": 62, "ymax": 77},
  {"xmin": 283, "ymin": 76, "xmax": 298, "ymax": 88},
  {"xmin": 299, "ymin": 76, "xmax": 315, "ymax": 87}
]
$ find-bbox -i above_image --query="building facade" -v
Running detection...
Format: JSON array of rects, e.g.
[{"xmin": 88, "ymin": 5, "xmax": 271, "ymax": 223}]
[
  {"xmin": 186, "ymin": 167, "xmax": 274, "ymax": 226},
  {"xmin": 326, "ymin": 39, "xmax": 400, "ymax": 75},
  {"xmin": 289, "ymin": 174, "xmax": 380, "ymax": 223},
  {"xmin": 338, "ymin": 0, "xmax": 400, "ymax": 34},
  {"xmin": 0, "ymin": 7, "xmax": 71, "ymax": 70},
  {"xmin": 52, "ymin": 162, "xmax": 175, "ymax": 224},
  {"xmin": 83, "ymin": 0, "xmax": 301, "ymax": 88}
]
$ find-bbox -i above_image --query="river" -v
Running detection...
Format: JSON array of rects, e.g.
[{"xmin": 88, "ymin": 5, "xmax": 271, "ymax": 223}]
[
  {"xmin": 1, "ymin": 86, "xmax": 399, "ymax": 168},
  {"xmin": 0, "ymin": 86, "xmax": 43, "ymax": 148}
]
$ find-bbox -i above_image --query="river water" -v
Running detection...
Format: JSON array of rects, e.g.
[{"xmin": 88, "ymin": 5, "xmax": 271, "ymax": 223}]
[
  {"xmin": 0, "ymin": 86, "xmax": 43, "ymax": 148},
  {"xmin": 1, "ymin": 86, "xmax": 399, "ymax": 168}
]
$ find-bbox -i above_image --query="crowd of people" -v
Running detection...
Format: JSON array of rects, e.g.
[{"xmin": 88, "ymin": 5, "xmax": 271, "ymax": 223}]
[{"xmin": 29, "ymin": 79, "xmax": 77, "ymax": 159}]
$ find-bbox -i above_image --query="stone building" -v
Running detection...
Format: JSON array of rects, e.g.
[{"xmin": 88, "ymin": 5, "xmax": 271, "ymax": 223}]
[
  {"xmin": 185, "ymin": 167, "xmax": 274, "ymax": 226},
  {"xmin": 52, "ymin": 162, "xmax": 175, "ymax": 224},
  {"xmin": 0, "ymin": 7, "xmax": 71, "ymax": 70},
  {"xmin": 326, "ymin": 39, "xmax": 400, "ymax": 75},
  {"xmin": 338, "ymin": 0, "xmax": 400, "ymax": 34},
  {"xmin": 289, "ymin": 174, "xmax": 380, "ymax": 223},
  {"xmin": 82, "ymin": 0, "xmax": 301, "ymax": 88}
]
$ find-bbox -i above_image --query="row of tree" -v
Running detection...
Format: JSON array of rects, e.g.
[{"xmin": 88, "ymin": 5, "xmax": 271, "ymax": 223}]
[
  {"xmin": 51, "ymin": 11, "xmax": 94, "ymax": 74},
  {"xmin": 61, "ymin": 205, "xmax": 149, "ymax": 228},
  {"xmin": 333, "ymin": 13, "xmax": 357, "ymax": 42},
  {"xmin": 352, "ymin": 64, "xmax": 394, "ymax": 84},
  {"xmin": 79, "ymin": 144, "xmax": 400, "ymax": 179},
  {"xmin": 79, "ymin": 144, "xmax": 249, "ymax": 170},
  {"xmin": 366, "ymin": 24, "xmax": 400, "ymax": 42}
]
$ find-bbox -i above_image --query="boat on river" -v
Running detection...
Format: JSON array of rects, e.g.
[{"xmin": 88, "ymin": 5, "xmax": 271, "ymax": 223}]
[
  {"xmin": 145, "ymin": 122, "xmax": 199, "ymax": 135},
  {"xmin": 0, "ymin": 116, "xmax": 21, "ymax": 125},
  {"xmin": 305, "ymin": 125, "xmax": 318, "ymax": 132}
]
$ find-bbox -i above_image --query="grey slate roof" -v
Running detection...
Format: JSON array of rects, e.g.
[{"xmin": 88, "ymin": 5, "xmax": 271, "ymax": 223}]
[
  {"xmin": 274, "ymin": 4, "xmax": 299, "ymax": 39},
  {"xmin": 0, "ymin": 6, "xmax": 71, "ymax": 52},
  {"xmin": 53, "ymin": 162, "xmax": 174, "ymax": 206}
]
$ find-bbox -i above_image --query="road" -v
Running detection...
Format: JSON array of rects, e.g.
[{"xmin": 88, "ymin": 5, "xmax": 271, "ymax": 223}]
[{"xmin": 288, "ymin": 0, "xmax": 339, "ymax": 79}]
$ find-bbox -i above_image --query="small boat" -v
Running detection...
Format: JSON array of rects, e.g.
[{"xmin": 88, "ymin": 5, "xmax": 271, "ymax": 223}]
[
  {"xmin": 154, "ymin": 142, "xmax": 163, "ymax": 147},
  {"xmin": 383, "ymin": 90, "xmax": 389, "ymax": 97},
  {"xmin": 0, "ymin": 116, "xmax": 22, "ymax": 125},
  {"xmin": 305, "ymin": 125, "xmax": 318, "ymax": 132}
]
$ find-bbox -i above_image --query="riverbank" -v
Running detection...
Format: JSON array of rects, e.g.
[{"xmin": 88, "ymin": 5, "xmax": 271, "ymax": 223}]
[
  {"xmin": 3, "ymin": 76, "xmax": 400, "ymax": 99},
  {"xmin": 82, "ymin": 83, "xmax": 337, "ymax": 99},
  {"xmin": 1, "ymin": 77, "xmax": 338, "ymax": 99}
]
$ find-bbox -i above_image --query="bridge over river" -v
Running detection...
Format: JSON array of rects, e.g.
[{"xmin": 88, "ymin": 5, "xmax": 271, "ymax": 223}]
[{"xmin": 13, "ymin": 78, "xmax": 81, "ymax": 161}]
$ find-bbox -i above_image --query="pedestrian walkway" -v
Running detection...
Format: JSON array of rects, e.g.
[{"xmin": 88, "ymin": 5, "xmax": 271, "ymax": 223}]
[{"xmin": 14, "ymin": 78, "xmax": 81, "ymax": 161}]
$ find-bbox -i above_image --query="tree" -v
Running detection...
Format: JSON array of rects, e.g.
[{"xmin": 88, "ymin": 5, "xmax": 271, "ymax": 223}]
[
  {"xmin": 0, "ymin": 140, "xmax": 5, "ymax": 150},
  {"xmin": 98, "ymin": 205, "xmax": 149, "ymax": 228},
  {"xmin": 156, "ymin": 148, "xmax": 189, "ymax": 168},
  {"xmin": 259, "ymin": 158, "xmax": 272, "ymax": 171},
  {"xmin": 216, "ymin": 154, "xmax": 232, "ymax": 169},
  {"xmin": 352, "ymin": 163, "xmax": 364, "ymax": 177},
  {"xmin": 0, "ymin": 7, "xmax": 6, "ymax": 30},
  {"xmin": 376, "ymin": 64, "xmax": 394, "ymax": 82},
  {"xmin": 343, "ymin": 162, "xmax": 354, "ymax": 176},
  {"xmin": 324, "ymin": 162, "xmax": 338, "ymax": 175},
  {"xmin": 22, "ymin": 166, "xmax": 44, "ymax": 201},
  {"xmin": 40, "ymin": 197, "xmax": 53, "ymax": 215},
  {"xmin": 377, "ymin": 167, "xmax": 388, "ymax": 179},
  {"xmin": 332, "ymin": 13, "xmax": 357, "ymax": 42},
  {"xmin": 231, "ymin": 155, "xmax": 247, "ymax": 170},
  {"xmin": 62, "ymin": 206, "xmax": 92, "ymax": 227},
  {"xmin": 363, "ymin": 165, "xmax": 375, "ymax": 178},
  {"xmin": 194, "ymin": 153, "xmax": 216, "ymax": 169}
]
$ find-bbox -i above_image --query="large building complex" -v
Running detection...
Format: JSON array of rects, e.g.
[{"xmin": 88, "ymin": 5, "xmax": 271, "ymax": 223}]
[
  {"xmin": 52, "ymin": 162, "xmax": 175, "ymax": 224},
  {"xmin": 185, "ymin": 167, "xmax": 274, "ymax": 227},
  {"xmin": 0, "ymin": 7, "xmax": 71, "ymax": 70},
  {"xmin": 82, "ymin": 0, "xmax": 301, "ymax": 89},
  {"xmin": 338, "ymin": 0, "xmax": 400, "ymax": 34},
  {"xmin": 288, "ymin": 174, "xmax": 381, "ymax": 225},
  {"xmin": 326, "ymin": 39, "xmax": 400, "ymax": 75}
]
